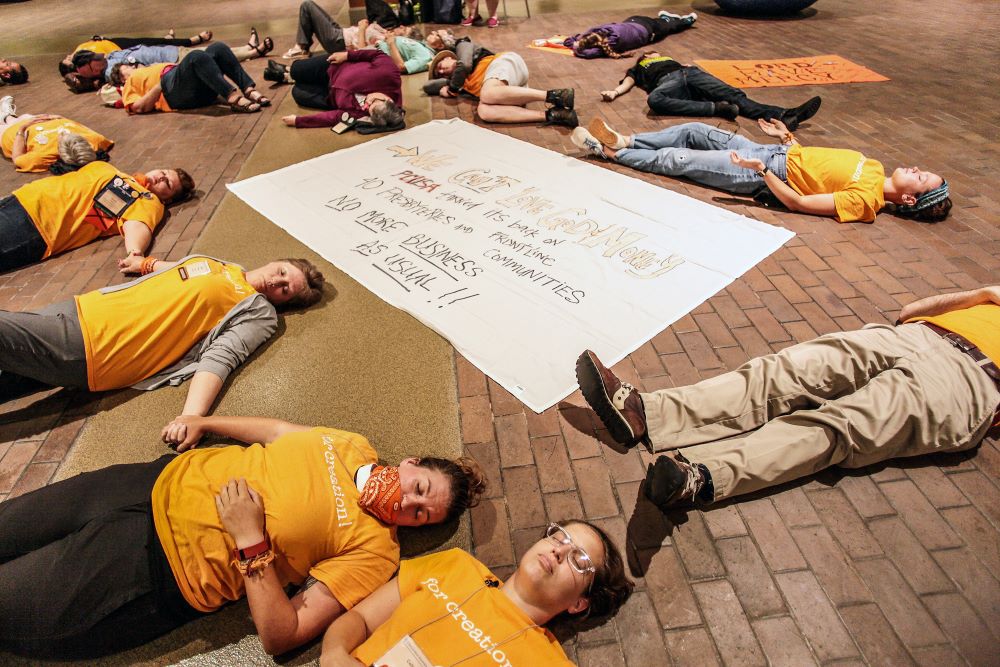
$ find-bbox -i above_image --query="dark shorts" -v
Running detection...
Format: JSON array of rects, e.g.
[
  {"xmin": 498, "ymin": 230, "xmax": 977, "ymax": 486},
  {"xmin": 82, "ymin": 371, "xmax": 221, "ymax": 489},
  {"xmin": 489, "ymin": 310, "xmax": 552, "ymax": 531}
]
[{"xmin": 0, "ymin": 195, "xmax": 46, "ymax": 273}]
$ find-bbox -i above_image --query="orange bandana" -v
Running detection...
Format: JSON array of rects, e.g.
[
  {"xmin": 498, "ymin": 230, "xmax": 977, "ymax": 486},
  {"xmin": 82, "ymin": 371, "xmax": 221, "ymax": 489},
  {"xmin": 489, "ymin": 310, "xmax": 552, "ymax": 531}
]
[
  {"xmin": 131, "ymin": 172, "xmax": 149, "ymax": 187},
  {"xmin": 358, "ymin": 465, "xmax": 402, "ymax": 524}
]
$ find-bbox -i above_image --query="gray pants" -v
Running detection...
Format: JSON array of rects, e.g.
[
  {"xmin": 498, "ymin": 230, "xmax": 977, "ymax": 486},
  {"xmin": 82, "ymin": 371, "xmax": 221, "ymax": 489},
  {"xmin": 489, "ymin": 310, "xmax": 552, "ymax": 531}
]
[
  {"xmin": 642, "ymin": 323, "xmax": 999, "ymax": 500},
  {"xmin": 297, "ymin": 0, "xmax": 346, "ymax": 53},
  {"xmin": 0, "ymin": 300, "xmax": 88, "ymax": 396}
]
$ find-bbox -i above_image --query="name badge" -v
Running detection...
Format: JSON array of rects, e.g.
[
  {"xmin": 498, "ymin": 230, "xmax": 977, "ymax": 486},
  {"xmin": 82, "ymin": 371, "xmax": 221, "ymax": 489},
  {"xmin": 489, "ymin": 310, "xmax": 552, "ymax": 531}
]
[
  {"xmin": 373, "ymin": 634, "xmax": 437, "ymax": 667},
  {"xmin": 177, "ymin": 260, "xmax": 212, "ymax": 280},
  {"xmin": 93, "ymin": 176, "xmax": 144, "ymax": 220}
]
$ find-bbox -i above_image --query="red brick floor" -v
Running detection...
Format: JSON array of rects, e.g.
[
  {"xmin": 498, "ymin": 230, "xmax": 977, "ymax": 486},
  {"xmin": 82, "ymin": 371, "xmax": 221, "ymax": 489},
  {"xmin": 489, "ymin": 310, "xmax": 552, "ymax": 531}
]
[{"xmin": 2, "ymin": 1, "xmax": 1000, "ymax": 665}]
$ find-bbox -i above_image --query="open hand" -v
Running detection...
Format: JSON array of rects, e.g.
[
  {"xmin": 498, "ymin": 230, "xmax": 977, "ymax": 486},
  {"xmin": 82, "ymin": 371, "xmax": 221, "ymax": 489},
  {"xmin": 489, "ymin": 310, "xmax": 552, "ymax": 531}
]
[
  {"xmin": 215, "ymin": 478, "xmax": 266, "ymax": 548},
  {"xmin": 162, "ymin": 414, "xmax": 208, "ymax": 452},
  {"xmin": 730, "ymin": 151, "xmax": 766, "ymax": 172},
  {"xmin": 757, "ymin": 117, "xmax": 789, "ymax": 137}
]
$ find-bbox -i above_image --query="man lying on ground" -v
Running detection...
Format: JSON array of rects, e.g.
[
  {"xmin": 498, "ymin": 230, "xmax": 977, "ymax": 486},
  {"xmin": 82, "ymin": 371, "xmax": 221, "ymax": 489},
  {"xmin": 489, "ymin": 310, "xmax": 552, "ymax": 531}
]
[
  {"xmin": 0, "ymin": 159, "xmax": 191, "ymax": 273},
  {"xmin": 0, "ymin": 255, "xmax": 323, "ymax": 423},
  {"xmin": 281, "ymin": 0, "xmax": 424, "ymax": 59},
  {"xmin": 0, "ymin": 415, "xmax": 486, "ymax": 657},
  {"xmin": 427, "ymin": 47, "xmax": 578, "ymax": 128},
  {"xmin": 320, "ymin": 520, "xmax": 632, "ymax": 666},
  {"xmin": 1, "ymin": 96, "xmax": 113, "ymax": 173},
  {"xmin": 573, "ymin": 117, "xmax": 951, "ymax": 223},
  {"xmin": 0, "ymin": 59, "xmax": 29, "ymax": 86},
  {"xmin": 575, "ymin": 286, "xmax": 999, "ymax": 511}
]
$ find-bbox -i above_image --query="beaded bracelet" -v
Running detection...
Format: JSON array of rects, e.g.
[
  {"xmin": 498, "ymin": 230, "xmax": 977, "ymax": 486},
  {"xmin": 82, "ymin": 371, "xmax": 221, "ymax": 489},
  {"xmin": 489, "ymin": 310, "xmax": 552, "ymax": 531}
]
[
  {"xmin": 140, "ymin": 256, "xmax": 158, "ymax": 275},
  {"xmin": 233, "ymin": 550, "xmax": 276, "ymax": 578}
]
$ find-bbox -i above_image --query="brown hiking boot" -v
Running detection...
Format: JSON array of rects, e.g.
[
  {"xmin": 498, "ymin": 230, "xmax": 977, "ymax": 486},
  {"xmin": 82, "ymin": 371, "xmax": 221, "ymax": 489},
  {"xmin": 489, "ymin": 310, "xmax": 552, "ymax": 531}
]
[
  {"xmin": 575, "ymin": 350, "xmax": 647, "ymax": 446},
  {"xmin": 544, "ymin": 107, "xmax": 579, "ymax": 128},
  {"xmin": 643, "ymin": 453, "xmax": 709, "ymax": 511},
  {"xmin": 545, "ymin": 87, "xmax": 575, "ymax": 110}
]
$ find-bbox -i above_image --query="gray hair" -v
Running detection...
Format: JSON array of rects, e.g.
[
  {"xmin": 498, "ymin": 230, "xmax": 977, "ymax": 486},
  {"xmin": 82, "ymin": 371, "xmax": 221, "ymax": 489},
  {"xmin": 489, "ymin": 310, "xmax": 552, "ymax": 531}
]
[
  {"xmin": 57, "ymin": 132, "xmax": 97, "ymax": 167},
  {"xmin": 438, "ymin": 29, "xmax": 457, "ymax": 50},
  {"xmin": 369, "ymin": 99, "xmax": 404, "ymax": 128}
]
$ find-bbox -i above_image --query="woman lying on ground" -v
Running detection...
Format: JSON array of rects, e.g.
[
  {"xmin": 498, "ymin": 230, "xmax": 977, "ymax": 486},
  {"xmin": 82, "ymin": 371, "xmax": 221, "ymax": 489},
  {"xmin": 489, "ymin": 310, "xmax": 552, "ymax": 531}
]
[
  {"xmin": 320, "ymin": 520, "xmax": 633, "ymax": 666},
  {"xmin": 281, "ymin": 0, "xmax": 421, "ymax": 59},
  {"xmin": 0, "ymin": 96, "xmax": 113, "ymax": 172},
  {"xmin": 565, "ymin": 10, "xmax": 696, "ymax": 59},
  {"xmin": 114, "ymin": 42, "xmax": 271, "ymax": 114},
  {"xmin": 0, "ymin": 415, "xmax": 487, "ymax": 658},
  {"xmin": 58, "ymin": 30, "xmax": 215, "ymax": 75}
]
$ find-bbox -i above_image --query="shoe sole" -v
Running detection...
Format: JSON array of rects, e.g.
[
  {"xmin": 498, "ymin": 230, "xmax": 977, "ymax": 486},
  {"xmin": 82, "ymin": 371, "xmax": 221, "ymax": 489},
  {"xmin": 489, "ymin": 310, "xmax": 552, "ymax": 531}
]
[
  {"xmin": 588, "ymin": 118, "xmax": 625, "ymax": 150},
  {"xmin": 575, "ymin": 352, "xmax": 637, "ymax": 445}
]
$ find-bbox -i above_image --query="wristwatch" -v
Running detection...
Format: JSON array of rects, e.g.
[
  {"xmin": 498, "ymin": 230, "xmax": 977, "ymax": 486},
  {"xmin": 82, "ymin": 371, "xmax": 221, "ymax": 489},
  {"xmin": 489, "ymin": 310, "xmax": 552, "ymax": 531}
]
[
  {"xmin": 233, "ymin": 535, "xmax": 271, "ymax": 561},
  {"xmin": 758, "ymin": 166, "xmax": 770, "ymax": 177}
]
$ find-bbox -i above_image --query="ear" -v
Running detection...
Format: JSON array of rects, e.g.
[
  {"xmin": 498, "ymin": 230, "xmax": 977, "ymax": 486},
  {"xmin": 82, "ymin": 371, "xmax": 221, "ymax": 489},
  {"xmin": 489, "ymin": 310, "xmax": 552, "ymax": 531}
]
[
  {"xmin": 401, "ymin": 456, "xmax": 420, "ymax": 467},
  {"xmin": 566, "ymin": 595, "xmax": 590, "ymax": 616},
  {"xmin": 901, "ymin": 193, "xmax": 917, "ymax": 206}
]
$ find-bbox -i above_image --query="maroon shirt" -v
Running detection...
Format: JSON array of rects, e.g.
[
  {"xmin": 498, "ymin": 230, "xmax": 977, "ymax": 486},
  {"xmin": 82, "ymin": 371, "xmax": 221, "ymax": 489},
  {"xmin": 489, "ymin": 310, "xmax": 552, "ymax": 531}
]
[{"xmin": 295, "ymin": 50, "xmax": 403, "ymax": 128}]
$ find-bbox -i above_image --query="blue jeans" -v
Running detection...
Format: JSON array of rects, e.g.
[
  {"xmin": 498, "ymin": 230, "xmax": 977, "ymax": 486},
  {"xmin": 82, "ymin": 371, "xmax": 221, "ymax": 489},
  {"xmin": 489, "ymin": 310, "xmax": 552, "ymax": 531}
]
[
  {"xmin": 647, "ymin": 66, "xmax": 786, "ymax": 120},
  {"xmin": 615, "ymin": 122, "xmax": 788, "ymax": 195}
]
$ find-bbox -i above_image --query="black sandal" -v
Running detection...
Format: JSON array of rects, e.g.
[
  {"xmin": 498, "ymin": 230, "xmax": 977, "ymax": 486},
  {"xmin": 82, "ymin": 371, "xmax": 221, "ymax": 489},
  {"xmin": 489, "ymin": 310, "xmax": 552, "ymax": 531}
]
[
  {"xmin": 190, "ymin": 30, "xmax": 213, "ymax": 45},
  {"xmin": 252, "ymin": 37, "xmax": 274, "ymax": 58},
  {"xmin": 248, "ymin": 27, "xmax": 260, "ymax": 50},
  {"xmin": 229, "ymin": 96, "xmax": 261, "ymax": 113}
]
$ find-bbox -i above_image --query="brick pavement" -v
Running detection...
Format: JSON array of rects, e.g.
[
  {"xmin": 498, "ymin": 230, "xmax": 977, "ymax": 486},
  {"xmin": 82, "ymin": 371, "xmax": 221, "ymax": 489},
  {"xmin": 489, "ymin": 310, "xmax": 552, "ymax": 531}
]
[{"xmin": 2, "ymin": 1, "xmax": 999, "ymax": 665}]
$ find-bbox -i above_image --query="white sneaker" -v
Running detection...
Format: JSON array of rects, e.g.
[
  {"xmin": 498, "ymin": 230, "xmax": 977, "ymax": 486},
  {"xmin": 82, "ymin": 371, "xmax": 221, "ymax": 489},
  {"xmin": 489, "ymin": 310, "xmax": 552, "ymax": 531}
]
[
  {"xmin": 588, "ymin": 117, "xmax": 628, "ymax": 150},
  {"xmin": 658, "ymin": 10, "xmax": 682, "ymax": 19},
  {"xmin": 571, "ymin": 127, "xmax": 608, "ymax": 160},
  {"xmin": 0, "ymin": 95, "xmax": 15, "ymax": 123},
  {"xmin": 683, "ymin": 11, "xmax": 698, "ymax": 23},
  {"xmin": 659, "ymin": 10, "xmax": 697, "ymax": 24}
]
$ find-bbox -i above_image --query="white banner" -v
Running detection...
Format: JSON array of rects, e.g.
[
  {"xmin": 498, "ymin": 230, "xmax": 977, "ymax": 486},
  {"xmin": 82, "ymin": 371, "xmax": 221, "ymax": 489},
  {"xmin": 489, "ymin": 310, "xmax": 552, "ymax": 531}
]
[{"xmin": 228, "ymin": 119, "xmax": 793, "ymax": 412}]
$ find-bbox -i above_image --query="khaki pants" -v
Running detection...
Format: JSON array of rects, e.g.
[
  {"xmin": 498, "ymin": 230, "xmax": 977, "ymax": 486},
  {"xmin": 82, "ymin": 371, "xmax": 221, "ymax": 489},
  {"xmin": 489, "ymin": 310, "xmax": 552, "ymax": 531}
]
[{"xmin": 641, "ymin": 323, "xmax": 999, "ymax": 500}]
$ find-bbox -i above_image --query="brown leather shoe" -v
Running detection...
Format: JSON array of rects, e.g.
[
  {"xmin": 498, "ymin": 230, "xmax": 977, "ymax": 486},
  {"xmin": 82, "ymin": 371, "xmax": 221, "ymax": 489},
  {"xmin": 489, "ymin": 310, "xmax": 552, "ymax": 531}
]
[
  {"xmin": 575, "ymin": 350, "xmax": 648, "ymax": 446},
  {"xmin": 643, "ymin": 453, "xmax": 708, "ymax": 511}
]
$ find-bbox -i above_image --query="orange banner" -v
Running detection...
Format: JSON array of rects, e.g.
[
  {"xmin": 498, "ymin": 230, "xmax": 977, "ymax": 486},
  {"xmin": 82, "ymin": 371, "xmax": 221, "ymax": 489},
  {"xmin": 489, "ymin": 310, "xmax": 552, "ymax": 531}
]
[{"xmin": 693, "ymin": 55, "xmax": 889, "ymax": 88}]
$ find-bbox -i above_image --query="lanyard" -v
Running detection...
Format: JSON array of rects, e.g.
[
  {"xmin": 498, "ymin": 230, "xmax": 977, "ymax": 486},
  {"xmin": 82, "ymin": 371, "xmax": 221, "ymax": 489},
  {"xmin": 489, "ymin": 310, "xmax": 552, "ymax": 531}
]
[{"xmin": 406, "ymin": 580, "xmax": 539, "ymax": 667}]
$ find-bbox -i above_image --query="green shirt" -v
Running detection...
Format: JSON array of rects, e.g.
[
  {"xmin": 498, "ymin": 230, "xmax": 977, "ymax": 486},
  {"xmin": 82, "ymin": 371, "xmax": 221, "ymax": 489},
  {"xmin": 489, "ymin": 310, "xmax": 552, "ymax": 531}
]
[{"xmin": 376, "ymin": 37, "xmax": 436, "ymax": 74}]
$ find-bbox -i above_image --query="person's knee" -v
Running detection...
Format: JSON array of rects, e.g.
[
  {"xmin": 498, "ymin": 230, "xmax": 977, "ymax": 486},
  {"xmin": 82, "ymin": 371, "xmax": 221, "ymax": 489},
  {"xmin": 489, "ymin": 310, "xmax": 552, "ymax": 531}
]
[
  {"xmin": 478, "ymin": 81, "xmax": 505, "ymax": 105},
  {"xmin": 185, "ymin": 50, "xmax": 210, "ymax": 66},
  {"xmin": 656, "ymin": 148, "xmax": 694, "ymax": 173},
  {"xmin": 476, "ymin": 103, "xmax": 503, "ymax": 122}
]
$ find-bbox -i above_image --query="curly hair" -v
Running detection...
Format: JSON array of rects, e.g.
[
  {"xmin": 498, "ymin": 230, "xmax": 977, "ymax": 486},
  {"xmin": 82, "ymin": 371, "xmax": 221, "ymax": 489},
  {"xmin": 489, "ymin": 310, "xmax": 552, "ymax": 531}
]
[
  {"xmin": 416, "ymin": 456, "xmax": 487, "ymax": 523},
  {"xmin": 574, "ymin": 31, "xmax": 626, "ymax": 58},
  {"xmin": 565, "ymin": 521, "xmax": 633, "ymax": 619}
]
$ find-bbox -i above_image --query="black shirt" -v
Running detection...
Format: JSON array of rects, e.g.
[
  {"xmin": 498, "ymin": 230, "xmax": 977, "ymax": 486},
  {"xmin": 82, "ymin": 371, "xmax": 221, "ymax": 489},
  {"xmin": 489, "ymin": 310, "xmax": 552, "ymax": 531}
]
[{"xmin": 623, "ymin": 56, "xmax": 684, "ymax": 92}]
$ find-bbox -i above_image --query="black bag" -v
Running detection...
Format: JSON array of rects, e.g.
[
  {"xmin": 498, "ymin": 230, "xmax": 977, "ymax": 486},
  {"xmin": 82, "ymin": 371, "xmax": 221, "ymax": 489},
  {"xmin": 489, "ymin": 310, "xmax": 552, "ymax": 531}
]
[
  {"xmin": 398, "ymin": 0, "xmax": 416, "ymax": 25},
  {"xmin": 424, "ymin": 0, "xmax": 464, "ymax": 24}
]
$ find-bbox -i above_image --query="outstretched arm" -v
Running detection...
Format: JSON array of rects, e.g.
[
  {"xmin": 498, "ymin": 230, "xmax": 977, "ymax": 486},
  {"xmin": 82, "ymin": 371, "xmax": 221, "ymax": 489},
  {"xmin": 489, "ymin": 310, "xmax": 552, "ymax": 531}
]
[
  {"xmin": 320, "ymin": 577, "xmax": 402, "ymax": 667},
  {"xmin": 162, "ymin": 414, "xmax": 311, "ymax": 451},
  {"xmin": 601, "ymin": 75, "xmax": 635, "ymax": 102},
  {"xmin": 899, "ymin": 287, "xmax": 1000, "ymax": 322}
]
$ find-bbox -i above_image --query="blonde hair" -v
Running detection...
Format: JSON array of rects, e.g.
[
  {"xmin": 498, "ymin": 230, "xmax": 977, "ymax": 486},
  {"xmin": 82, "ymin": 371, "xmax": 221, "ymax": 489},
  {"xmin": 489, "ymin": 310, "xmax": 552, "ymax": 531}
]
[{"xmin": 57, "ymin": 133, "xmax": 97, "ymax": 167}]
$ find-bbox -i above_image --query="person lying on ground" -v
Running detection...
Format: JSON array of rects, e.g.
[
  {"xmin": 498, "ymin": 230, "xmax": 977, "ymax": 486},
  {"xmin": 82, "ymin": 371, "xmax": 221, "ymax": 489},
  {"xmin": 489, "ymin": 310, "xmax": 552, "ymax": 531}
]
[
  {"xmin": 320, "ymin": 520, "xmax": 632, "ymax": 667},
  {"xmin": 0, "ymin": 160, "xmax": 192, "ymax": 273},
  {"xmin": 64, "ymin": 31, "xmax": 270, "ymax": 93},
  {"xmin": 58, "ymin": 30, "xmax": 215, "ymax": 76},
  {"xmin": 573, "ymin": 117, "xmax": 951, "ymax": 223},
  {"xmin": 267, "ymin": 50, "xmax": 404, "ymax": 130},
  {"xmin": 0, "ymin": 59, "xmax": 28, "ymax": 86},
  {"xmin": 0, "ymin": 255, "xmax": 322, "ymax": 418},
  {"xmin": 0, "ymin": 415, "xmax": 486, "ymax": 658},
  {"xmin": 575, "ymin": 286, "xmax": 999, "ymax": 511},
  {"xmin": 602, "ymin": 50, "xmax": 821, "ymax": 128},
  {"xmin": 566, "ymin": 10, "xmax": 696, "ymax": 59},
  {"xmin": 0, "ymin": 96, "xmax": 113, "ymax": 173},
  {"xmin": 427, "ymin": 48, "xmax": 578, "ymax": 128},
  {"xmin": 281, "ymin": 0, "xmax": 420, "ymax": 59},
  {"xmin": 112, "ymin": 42, "xmax": 271, "ymax": 114}
]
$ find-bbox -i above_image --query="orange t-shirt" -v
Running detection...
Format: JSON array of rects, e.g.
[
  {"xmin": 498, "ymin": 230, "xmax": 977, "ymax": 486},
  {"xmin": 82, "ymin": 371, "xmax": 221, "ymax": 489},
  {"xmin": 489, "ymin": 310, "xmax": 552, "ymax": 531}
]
[
  {"xmin": 75, "ymin": 256, "xmax": 255, "ymax": 391},
  {"xmin": 152, "ymin": 427, "xmax": 399, "ymax": 612},
  {"xmin": 785, "ymin": 144, "xmax": 885, "ymax": 223},
  {"xmin": 122, "ymin": 63, "xmax": 173, "ymax": 112},
  {"xmin": 74, "ymin": 39, "xmax": 120, "ymax": 55},
  {"xmin": 1, "ymin": 117, "xmax": 114, "ymax": 172},
  {"xmin": 463, "ymin": 55, "xmax": 498, "ymax": 97},
  {"xmin": 908, "ymin": 303, "xmax": 1000, "ymax": 367},
  {"xmin": 11, "ymin": 161, "xmax": 163, "ymax": 259},
  {"xmin": 354, "ymin": 549, "xmax": 574, "ymax": 667}
]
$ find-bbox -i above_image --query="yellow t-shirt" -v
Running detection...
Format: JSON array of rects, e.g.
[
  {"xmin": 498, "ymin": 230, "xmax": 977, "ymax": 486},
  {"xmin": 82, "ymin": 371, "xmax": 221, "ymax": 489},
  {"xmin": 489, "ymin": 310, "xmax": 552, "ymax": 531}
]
[
  {"xmin": 11, "ymin": 161, "xmax": 163, "ymax": 259},
  {"xmin": 152, "ymin": 427, "xmax": 399, "ymax": 613},
  {"xmin": 785, "ymin": 144, "xmax": 885, "ymax": 223},
  {"xmin": 1, "ymin": 117, "xmax": 114, "ymax": 172},
  {"xmin": 122, "ymin": 63, "xmax": 173, "ymax": 112},
  {"xmin": 354, "ymin": 549, "xmax": 574, "ymax": 667},
  {"xmin": 908, "ymin": 303, "xmax": 1000, "ymax": 367},
  {"xmin": 463, "ymin": 55, "xmax": 498, "ymax": 97},
  {"xmin": 75, "ymin": 256, "xmax": 254, "ymax": 391},
  {"xmin": 74, "ymin": 39, "xmax": 120, "ymax": 55}
]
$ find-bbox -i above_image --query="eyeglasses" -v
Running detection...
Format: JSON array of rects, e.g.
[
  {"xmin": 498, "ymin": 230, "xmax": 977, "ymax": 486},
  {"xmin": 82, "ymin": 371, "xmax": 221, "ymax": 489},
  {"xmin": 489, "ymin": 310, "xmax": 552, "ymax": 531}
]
[{"xmin": 545, "ymin": 523, "xmax": 596, "ymax": 576}]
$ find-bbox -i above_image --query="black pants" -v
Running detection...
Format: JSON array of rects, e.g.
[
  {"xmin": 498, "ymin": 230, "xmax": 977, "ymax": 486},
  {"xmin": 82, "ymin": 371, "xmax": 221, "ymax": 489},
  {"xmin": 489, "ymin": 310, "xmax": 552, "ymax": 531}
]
[
  {"xmin": 0, "ymin": 456, "xmax": 202, "ymax": 658},
  {"xmin": 647, "ymin": 65, "xmax": 787, "ymax": 119},
  {"xmin": 107, "ymin": 36, "xmax": 197, "ymax": 48},
  {"xmin": 161, "ymin": 42, "xmax": 255, "ymax": 109},
  {"xmin": 366, "ymin": 0, "xmax": 401, "ymax": 29},
  {"xmin": 291, "ymin": 55, "xmax": 333, "ymax": 109},
  {"xmin": 0, "ymin": 195, "xmax": 46, "ymax": 274},
  {"xmin": 624, "ymin": 15, "xmax": 690, "ymax": 43}
]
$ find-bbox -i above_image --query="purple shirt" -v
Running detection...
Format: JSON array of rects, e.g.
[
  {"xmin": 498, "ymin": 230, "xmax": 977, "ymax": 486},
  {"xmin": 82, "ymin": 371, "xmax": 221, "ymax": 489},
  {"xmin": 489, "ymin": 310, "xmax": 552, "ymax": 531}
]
[
  {"xmin": 295, "ymin": 50, "xmax": 403, "ymax": 128},
  {"xmin": 564, "ymin": 21, "xmax": 650, "ymax": 58}
]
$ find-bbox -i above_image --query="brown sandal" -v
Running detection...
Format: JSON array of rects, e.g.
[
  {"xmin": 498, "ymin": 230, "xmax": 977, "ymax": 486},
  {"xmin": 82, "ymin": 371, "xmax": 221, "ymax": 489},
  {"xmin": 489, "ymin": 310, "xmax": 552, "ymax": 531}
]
[
  {"xmin": 190, "ymin": 30, "xmax": 213, "ymax": 46},
  {"xmin": 229, "ymin": 96, "xmax": 261, "ymax": 113},
  {"xmin": 244, "ymin": 89, "xmax": 271, "ymax": 107}
]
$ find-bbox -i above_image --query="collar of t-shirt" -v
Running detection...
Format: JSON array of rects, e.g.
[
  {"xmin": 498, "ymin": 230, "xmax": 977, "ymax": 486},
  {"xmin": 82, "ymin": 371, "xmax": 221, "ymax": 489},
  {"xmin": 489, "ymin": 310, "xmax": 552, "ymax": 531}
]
[{"xmin": 354, "ymin": 462, "xmax": 374, "ymax": 489}]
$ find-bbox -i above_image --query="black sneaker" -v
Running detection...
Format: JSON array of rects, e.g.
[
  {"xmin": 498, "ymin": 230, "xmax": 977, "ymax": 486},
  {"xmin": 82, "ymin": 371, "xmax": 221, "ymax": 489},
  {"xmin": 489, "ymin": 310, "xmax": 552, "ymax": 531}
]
[
  {"xmin": 643, "ymin": 453, "xmax": 710, "ymax": 511},
  {"xmin": 546, "ymin": 88, "xmax": 575, "ymax": 110},
  {"xmin": 544, "ymin": 107, "xmax": 579, "ymax": 128},
  {"xmin": 263, "ymin": 59, "xmax": 288, "ymax": 83},
  {"xmin": 780, "ymin": 95, "xmax": 821, "ymax": 131},
  {"xmin": 714, "ymin": 101, "xmax": 740, "ymax": 121}
]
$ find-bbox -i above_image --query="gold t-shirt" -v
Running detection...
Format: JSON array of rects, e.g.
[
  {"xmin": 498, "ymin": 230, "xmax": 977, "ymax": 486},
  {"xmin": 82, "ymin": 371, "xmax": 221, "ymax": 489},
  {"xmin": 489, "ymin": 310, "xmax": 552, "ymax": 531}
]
[{"xmin": 785, "ymin": 144, "xmax": 885, "ymax": 223}]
